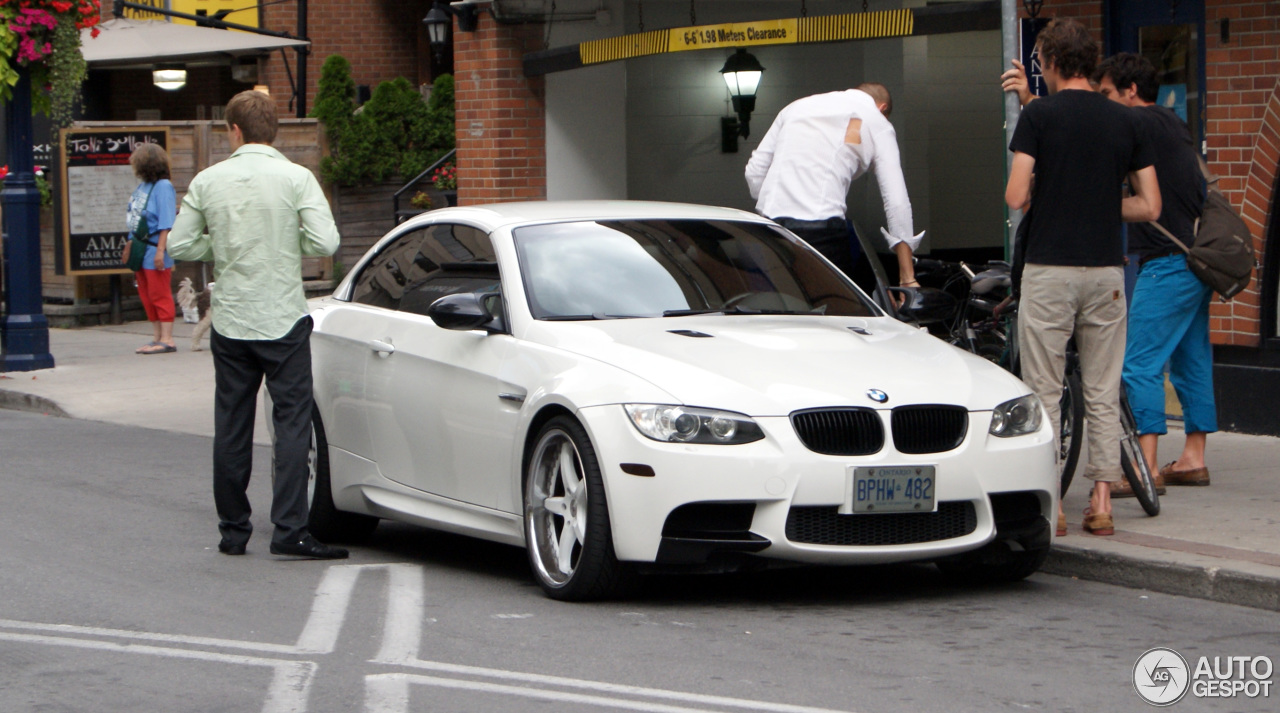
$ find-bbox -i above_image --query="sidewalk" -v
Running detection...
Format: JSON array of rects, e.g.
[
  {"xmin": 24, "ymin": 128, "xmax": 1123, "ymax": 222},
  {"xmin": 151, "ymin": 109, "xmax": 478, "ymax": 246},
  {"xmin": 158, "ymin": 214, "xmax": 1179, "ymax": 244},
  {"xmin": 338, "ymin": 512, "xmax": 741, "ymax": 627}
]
[{"xmin": 3, "ymin": 324, "xmax": 1278, "ymax": 610}]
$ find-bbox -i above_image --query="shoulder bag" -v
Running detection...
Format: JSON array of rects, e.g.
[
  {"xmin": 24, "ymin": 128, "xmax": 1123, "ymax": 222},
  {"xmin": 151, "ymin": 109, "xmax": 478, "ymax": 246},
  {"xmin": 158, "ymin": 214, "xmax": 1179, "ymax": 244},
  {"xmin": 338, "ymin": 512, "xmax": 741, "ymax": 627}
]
[
  {"xmin": 125, "ymin": 185, "xmax": 158, "ymax": 272},
  {"xmin": 1147, "ymin": 157, "xmax": 1255, "ymax": 300}
]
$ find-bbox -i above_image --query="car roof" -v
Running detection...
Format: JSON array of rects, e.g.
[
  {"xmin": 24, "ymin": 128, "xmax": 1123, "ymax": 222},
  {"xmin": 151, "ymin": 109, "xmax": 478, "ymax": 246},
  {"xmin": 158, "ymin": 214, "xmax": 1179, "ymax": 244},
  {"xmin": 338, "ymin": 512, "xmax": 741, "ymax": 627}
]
[{"xmin": 401, "ymin": 200, "xmax": 771, "ymax": 232}]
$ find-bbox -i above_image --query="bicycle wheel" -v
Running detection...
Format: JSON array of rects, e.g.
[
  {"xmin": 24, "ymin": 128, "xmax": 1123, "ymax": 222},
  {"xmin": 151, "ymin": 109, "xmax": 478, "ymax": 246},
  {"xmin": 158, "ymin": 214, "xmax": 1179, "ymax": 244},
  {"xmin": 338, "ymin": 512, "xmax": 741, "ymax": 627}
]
[
  {"xmin": 1058, "ymin": 370, "xmax": 1084, "ymax": 498},
  {"xmin": 1119, "ymin": 389, "xmax": 1160, "ymax": 516}
]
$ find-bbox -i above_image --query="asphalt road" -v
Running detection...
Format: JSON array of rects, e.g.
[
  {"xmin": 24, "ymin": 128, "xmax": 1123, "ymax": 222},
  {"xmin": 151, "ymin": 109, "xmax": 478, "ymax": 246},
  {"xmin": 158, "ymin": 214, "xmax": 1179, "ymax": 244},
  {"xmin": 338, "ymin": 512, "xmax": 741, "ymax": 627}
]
[{"xmin": 2, "ymin": 410, "xmax": 1276, "ymax": 713}]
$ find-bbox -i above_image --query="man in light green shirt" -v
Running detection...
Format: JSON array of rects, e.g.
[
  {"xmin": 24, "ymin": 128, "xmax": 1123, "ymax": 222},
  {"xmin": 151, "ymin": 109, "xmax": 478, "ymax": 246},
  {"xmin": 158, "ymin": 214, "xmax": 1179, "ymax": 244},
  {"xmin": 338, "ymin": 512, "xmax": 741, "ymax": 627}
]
[{"xmin": 169, "ymin": 90, "xmax": 346, "ymax": 560}]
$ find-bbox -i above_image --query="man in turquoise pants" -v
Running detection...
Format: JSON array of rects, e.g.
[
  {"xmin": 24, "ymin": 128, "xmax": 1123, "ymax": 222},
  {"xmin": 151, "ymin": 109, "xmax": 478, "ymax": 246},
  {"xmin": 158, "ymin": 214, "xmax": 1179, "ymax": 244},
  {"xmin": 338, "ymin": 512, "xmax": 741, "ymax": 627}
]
[{"xmin": 1096, "ymin": 53, "xmax": 1216, "ymax": 492}]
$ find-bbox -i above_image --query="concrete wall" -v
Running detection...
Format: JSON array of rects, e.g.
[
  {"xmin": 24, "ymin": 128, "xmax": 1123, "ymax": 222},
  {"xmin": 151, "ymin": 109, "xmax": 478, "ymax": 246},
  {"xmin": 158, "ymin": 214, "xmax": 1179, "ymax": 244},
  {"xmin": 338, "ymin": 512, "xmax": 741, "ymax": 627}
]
[
  {"xmin": 619, "ymin": 0, "xmax": 1006, "ymax": 254},
  {"xmin": 546, "ymin": 0, "xmax": 628, "ymax": 200}
]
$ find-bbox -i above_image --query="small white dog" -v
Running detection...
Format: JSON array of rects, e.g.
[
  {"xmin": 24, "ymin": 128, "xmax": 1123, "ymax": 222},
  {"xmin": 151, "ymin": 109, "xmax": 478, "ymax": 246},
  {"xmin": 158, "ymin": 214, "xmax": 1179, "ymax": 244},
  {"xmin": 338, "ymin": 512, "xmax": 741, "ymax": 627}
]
[{"xmin": 176, "ymin": 278, "xmax": 215, "ymax": 351}]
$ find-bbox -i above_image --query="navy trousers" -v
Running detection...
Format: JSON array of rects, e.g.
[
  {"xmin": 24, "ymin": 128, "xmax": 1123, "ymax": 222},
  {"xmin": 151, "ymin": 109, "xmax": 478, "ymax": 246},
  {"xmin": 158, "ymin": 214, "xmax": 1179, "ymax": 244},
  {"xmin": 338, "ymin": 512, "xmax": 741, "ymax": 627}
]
[{"xmin": 210, "ymin": 316, "xmax": 314, "ymax": 548}]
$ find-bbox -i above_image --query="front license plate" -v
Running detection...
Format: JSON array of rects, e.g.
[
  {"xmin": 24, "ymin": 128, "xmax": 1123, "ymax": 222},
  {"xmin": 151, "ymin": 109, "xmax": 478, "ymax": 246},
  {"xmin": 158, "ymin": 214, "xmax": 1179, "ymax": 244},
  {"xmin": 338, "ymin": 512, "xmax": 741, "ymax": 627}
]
[{"xmin": 846, "ymin": 466, "xmax": 936, "ymax": 514}]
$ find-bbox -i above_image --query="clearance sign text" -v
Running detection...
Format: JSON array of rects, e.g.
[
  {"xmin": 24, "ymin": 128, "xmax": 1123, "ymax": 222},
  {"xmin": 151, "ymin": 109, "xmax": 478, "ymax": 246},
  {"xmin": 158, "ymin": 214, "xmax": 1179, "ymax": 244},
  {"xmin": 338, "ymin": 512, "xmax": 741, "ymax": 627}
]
[{"xmin": 671, "ymin": 19, "xmax": 797, "ymax": 52}]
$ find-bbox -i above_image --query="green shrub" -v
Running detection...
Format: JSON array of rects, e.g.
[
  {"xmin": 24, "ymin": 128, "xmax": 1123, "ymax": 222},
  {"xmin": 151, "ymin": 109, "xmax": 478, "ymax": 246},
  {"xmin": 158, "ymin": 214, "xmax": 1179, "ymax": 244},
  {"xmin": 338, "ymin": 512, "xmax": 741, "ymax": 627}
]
[
  {"xmin": 311, "ymin": 54, "xmax": 355, "ymax": 153},
  {"xmin": 310, "ymin": 53, "xmax": 454, "ymax": 187}
]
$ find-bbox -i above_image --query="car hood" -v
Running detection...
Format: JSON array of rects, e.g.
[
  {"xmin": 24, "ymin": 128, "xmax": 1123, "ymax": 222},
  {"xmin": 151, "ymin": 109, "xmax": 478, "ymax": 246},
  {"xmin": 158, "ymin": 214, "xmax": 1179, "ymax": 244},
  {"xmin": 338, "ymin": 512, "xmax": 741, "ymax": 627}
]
[{"xmin": 524, "ymin": 316, "xmax": 1029, "ymax": 416}]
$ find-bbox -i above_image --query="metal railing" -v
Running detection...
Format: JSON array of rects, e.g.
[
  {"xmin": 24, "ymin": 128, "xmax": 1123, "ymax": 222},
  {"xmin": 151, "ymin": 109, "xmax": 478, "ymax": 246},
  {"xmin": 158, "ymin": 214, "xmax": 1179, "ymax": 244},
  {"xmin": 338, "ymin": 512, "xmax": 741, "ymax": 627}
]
[{"xmin": 392, "ymin": 148, "xmax": 456, "ymax": 223}]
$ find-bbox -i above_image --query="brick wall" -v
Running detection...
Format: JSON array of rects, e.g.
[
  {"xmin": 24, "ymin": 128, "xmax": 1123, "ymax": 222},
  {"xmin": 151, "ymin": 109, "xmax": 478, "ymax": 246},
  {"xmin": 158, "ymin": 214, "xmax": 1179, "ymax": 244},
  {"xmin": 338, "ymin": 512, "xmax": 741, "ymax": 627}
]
[
  {"xmin": 452, "ymin": 13, "xmax": 547, "ymax": 204},
  {"xmin": 1204, "ymin": 0, "xmax": 1278, "ymax": 347},
  {"xmin": 258, "ymin": 0, "xmax": 431, "ymax": 118}
]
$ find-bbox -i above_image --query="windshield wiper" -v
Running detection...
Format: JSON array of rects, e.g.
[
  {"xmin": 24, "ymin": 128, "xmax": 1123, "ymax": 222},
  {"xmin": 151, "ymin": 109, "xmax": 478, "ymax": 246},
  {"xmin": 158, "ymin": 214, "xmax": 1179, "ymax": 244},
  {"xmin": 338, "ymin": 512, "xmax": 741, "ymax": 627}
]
[
  {"xmin": 663, "ymin": 306, "xmax": 815, "ymax": 317},
  {"xmin": 540, "ymin": 313, "xmax": 644, "ymax": 321},
  {"xmin": 662, "ymin": 308, "xmax": 726, "ymax": 317}
]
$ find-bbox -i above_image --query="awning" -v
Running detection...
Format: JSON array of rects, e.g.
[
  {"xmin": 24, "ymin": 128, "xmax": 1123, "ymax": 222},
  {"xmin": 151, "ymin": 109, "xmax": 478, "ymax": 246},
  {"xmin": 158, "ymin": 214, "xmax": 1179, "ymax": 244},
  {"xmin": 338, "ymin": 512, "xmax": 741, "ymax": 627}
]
[{"xmin": 80, "ymin": 18, "xmax": 309, "ymax": 68}]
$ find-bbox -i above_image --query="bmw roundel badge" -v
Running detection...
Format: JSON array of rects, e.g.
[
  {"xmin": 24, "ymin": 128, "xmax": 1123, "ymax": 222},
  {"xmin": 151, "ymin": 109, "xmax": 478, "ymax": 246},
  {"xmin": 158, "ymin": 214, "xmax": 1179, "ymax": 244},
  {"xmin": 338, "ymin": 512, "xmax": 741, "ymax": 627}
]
[{"xmin": 866, "ymin": 389, "xmax": 889, "ymax": 404}]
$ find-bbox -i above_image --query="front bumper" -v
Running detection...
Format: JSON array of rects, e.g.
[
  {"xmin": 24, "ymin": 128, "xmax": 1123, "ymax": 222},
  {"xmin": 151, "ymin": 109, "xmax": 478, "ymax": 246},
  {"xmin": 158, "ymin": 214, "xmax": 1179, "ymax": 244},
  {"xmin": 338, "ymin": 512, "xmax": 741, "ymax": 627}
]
[{"xmin": 576, "ymin": 404, "xmax": 1058, "ymax": 566}]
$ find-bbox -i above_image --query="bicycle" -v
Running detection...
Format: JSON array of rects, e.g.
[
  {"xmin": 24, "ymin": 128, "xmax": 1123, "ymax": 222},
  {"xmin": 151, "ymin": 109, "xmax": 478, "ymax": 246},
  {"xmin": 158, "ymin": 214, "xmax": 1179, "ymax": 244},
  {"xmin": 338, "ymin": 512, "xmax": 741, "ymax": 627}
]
[{"xmin": 894, "ymin": 257, "xmax": 1159, "ymax": 516}]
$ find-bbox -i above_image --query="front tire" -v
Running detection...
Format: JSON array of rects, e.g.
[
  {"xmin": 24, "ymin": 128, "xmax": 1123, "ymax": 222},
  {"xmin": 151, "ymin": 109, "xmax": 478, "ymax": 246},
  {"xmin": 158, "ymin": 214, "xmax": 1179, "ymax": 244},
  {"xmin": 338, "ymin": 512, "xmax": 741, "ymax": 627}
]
[
  {"xmin": 936, "ymin": 544, "xmax": 1050, "ymax": 585},
  {"xmin": 307, "ymin": 408, "xmax": 379, "ymax": 542},
  {"xmin": 523, "ymin": 416, "xmax": 633, "ymax": 601},
  {"xmin": 1058, "ymin": 370, "xmax": 1084, "ymax": 498}
]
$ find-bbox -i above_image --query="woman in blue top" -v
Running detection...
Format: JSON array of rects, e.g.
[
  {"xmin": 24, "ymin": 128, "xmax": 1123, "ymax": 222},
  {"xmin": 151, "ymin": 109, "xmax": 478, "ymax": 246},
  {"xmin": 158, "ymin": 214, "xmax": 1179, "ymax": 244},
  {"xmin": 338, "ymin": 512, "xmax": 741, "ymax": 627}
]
[{"xmin": 122, "ymin": 143, "xmax": 178, "ymax": 354}]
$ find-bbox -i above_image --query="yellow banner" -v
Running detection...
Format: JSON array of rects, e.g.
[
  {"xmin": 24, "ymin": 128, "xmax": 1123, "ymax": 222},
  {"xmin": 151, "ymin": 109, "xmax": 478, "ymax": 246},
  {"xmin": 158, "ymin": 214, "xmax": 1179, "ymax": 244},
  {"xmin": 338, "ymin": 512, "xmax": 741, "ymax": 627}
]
[
  {"xmin": 669, "ymin": 19, "xmax": 798, "ymax": 52},
  {"xmin": 169, "ymin": 0, "xmax": 260, "ymax": 28}
]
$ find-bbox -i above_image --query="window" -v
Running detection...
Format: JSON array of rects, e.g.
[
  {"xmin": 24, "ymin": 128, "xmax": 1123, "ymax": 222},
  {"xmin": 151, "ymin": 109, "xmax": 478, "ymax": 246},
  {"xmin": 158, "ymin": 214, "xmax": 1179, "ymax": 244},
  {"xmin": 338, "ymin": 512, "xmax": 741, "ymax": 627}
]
[
  {"xmin": 351, "ymin": 223, "xmax": 497, "ymax": 312},
  {"xmin": 513, "ymin": 219, "xmax": 876, "ymax": 320}
]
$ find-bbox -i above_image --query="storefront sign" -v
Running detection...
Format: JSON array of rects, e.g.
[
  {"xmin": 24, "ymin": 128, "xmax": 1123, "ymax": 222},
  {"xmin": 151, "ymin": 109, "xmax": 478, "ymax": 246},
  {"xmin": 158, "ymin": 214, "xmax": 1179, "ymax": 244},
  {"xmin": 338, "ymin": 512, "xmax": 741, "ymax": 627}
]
[
  {"xmin": 58, "ymin": 128, "xmax": 168, "ymax": 275},
  {"xmin": 1019, "ymin": 18, "xmax": 1050, "ymax": 99}
]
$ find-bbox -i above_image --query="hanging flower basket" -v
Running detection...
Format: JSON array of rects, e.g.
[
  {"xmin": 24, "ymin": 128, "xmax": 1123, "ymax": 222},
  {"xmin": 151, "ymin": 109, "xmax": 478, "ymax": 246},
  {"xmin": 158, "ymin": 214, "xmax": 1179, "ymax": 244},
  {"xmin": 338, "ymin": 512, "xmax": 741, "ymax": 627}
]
[{"xmin": 1, "ymin": 0, "xmax": 102, "ymax": 128}]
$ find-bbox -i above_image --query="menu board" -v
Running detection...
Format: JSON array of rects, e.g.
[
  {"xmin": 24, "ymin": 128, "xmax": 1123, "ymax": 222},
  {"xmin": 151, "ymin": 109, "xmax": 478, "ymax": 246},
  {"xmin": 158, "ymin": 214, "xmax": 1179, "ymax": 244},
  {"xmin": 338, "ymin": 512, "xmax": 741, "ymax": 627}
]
[{"xmin": 58, "ymin": 127, "xmax": 168, "ymax": 275}]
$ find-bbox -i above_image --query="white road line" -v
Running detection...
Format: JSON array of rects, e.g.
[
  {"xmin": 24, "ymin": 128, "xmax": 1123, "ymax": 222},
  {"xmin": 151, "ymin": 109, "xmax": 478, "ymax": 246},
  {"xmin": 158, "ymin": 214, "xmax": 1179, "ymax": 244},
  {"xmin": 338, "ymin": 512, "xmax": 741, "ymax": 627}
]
[
  {"xmin": 294, "ymin": 563, "xmax": 424, "ymax": 656},
  {"xmin": 0, "ymin": 618, "xmax": 298, "ymax": 655},
  {"xmin": 294, "ymin": 564, "xmax": 361, "ymax": 653},
  {"xmin": 376, "ymin": 564, "xmax": 424, "ymax": 663},
  {"xmin": 366, "ymin": 672, "xmax": 794, "ymax": 713},
  {"xmin": 0, "ymin": 632, "xmax": 316, "ymax": 713},
  {"xmin": 376, "ymin": 658, "xmax": 852, "ymax": 713},
  {"xmin": 365, "ymin": 673, "xmax": 411, "ymax": 712}
]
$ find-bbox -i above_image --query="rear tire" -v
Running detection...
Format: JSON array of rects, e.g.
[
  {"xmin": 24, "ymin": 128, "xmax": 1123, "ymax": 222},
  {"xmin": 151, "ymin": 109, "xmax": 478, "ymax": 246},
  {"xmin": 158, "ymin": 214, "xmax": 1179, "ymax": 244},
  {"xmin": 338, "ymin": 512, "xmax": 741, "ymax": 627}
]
[
  {"xmin": 523, "ymin": 416, "xmax": 634, "ymax": 601},
  {"xmin": 307, "ymin": 408, "xmax": 380, "ymax": 542},
  {"xmin": 1119, "ymin": 391, "xmax": 1160, "ymax": 516}
]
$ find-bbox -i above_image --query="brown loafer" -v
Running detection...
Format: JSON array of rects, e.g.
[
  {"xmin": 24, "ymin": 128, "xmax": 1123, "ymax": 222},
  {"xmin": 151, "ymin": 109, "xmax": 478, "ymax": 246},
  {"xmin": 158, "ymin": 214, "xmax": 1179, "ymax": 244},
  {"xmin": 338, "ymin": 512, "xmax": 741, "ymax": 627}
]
[
  {"xmin": 1159, "ymin": 462, "xmax": 1210, "ymax": 486},
  {"xmin": 1110, "ymin": 471, "xmax": 1166, "ymax": 498},
  {"xmin": 1083, "ymin": 508, "xmax": 1114, "ymax": 536}
]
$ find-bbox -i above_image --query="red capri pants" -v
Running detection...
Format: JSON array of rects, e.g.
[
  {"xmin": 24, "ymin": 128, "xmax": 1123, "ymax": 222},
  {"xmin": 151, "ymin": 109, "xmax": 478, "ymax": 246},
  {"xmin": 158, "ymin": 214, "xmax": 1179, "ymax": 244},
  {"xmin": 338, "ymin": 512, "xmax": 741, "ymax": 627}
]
[{"xmin": 136, "ymin": 268, "xmax": 175, "ymax": 322}]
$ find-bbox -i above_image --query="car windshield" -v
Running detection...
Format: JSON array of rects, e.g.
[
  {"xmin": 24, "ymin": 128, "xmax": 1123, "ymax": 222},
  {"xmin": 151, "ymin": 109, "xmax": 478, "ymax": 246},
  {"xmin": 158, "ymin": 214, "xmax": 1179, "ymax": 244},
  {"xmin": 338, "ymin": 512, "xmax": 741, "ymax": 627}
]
[{"xmin": 513, "ymin": 219, "xmax": 878, "ymax": 320}]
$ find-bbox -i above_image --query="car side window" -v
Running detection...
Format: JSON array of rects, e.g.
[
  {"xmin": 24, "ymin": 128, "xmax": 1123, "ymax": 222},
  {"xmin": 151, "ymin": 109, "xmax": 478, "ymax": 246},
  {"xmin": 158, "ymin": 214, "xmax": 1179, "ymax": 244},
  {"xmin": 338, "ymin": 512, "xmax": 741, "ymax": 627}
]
[{"xmin": 350, "ymin": 223, "xmax": 497, "ymax": 312}]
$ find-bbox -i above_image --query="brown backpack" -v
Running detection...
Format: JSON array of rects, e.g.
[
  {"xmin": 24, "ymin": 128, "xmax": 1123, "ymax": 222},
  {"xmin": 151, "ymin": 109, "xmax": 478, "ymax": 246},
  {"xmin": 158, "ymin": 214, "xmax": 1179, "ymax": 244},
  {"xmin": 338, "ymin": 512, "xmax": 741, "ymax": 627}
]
[{"xmin": 1148, "ymin": 158, "xmax": 1255, "ymax": 300}]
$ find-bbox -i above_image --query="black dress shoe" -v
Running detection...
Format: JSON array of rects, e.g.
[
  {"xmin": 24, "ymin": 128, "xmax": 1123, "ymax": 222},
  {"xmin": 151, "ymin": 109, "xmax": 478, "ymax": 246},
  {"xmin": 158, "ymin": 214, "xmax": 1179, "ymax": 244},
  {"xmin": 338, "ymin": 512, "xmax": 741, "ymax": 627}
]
[
  {"xmin": 218, "ymin": 540, "xmax": 247, "ymax": 555},
  {"xmin": 270, "ymin": 535, "xmax": 348, "ymax": 560}
]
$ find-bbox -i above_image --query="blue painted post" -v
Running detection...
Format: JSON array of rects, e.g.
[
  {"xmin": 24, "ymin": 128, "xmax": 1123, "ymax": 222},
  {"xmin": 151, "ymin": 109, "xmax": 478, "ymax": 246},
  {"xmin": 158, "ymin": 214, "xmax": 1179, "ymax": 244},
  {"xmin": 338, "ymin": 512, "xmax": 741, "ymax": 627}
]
[{"xmin": 1, "ymin": 65, "xmax": 55, "ymax": 371}]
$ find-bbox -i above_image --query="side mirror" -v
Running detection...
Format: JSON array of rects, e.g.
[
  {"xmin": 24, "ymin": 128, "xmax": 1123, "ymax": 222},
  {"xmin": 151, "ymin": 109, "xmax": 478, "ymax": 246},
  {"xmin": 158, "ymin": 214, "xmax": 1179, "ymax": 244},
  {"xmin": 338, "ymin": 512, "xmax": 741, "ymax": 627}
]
[{"xmin": 428, "ymin": 292, "xmax": 497, "ymax": 331}]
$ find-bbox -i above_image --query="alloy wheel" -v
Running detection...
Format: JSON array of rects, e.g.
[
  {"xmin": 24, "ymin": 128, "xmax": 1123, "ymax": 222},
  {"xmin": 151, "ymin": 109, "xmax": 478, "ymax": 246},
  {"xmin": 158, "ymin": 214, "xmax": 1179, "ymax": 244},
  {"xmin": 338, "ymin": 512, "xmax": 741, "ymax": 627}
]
[{"xmin": 526, "ymin": 429, "xmax": 588, "ymax": 585}]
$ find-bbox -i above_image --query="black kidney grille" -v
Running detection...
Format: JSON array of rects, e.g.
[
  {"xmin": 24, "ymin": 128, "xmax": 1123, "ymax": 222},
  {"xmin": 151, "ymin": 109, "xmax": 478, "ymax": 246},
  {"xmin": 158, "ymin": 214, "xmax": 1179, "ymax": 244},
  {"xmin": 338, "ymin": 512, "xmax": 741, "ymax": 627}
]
[
  {"xmin": 786, "ymin": 501, "xmax": 977, "ymax": 546},
  {"xmin": 891, "ymin": 405, "xmax": 968, "ymax": 454},
  {"xmin": 791, "ymin": 408, "xmax": 884, "ymax": 456}
]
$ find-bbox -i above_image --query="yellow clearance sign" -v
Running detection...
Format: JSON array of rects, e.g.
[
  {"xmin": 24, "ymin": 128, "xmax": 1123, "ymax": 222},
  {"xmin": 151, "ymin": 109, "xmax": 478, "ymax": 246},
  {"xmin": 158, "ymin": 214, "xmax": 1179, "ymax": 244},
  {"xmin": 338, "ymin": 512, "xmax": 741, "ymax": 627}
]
[
  {"xmin": 578, "ymin": 9, "xmax": 914, "ymax": 66},
  {"xmin": 670, "ymin": 19, "xmax": 797, "ymax": 52}
]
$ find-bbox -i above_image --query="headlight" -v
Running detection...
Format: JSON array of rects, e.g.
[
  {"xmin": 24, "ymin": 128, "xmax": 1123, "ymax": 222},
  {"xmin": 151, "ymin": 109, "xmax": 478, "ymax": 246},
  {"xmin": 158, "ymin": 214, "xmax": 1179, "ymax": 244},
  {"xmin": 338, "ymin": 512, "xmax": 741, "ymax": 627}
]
[
  {"xmin": 989, "ymin": 394, "xmax": 1043, "ymax": 438},
  {"xmin": 623, "ymin": 404, "xmax": 764, "ymax": 445}
]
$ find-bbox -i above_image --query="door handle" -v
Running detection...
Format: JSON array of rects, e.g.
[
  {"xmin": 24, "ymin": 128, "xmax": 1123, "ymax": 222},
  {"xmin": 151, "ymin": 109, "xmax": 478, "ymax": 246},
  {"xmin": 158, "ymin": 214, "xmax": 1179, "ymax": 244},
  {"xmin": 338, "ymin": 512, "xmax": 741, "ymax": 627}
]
[{"xmin": 367, "ymin": 339, "xmax": 395, "ymax": 357}]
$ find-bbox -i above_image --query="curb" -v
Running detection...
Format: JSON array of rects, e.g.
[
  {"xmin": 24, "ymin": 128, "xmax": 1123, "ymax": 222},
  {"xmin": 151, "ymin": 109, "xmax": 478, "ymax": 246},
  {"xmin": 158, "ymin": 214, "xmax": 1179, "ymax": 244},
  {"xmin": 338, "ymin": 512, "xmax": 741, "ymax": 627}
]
[
  {"xmin": 1045, "ymin": 544, "xmax": 1280, "ymax": 612},
  {"xmin": 0, "ymin": 388, "xmax": 70, "ymax": 419}
]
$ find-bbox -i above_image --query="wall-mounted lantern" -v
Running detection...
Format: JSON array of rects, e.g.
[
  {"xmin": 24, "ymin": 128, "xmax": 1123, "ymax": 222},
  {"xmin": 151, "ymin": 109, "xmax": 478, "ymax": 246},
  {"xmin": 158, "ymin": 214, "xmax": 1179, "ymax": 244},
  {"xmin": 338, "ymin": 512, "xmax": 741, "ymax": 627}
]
[
  {"xmin": 153, "ymin": 64, "xmax": 187, "ymax": 91},
  {"xmin": 719, "ymin": 48, "xmax": 764, "ymax": 152},
  {"xmin": 424, "ymin": 1, "xmax": 481, "ymax": 63}
]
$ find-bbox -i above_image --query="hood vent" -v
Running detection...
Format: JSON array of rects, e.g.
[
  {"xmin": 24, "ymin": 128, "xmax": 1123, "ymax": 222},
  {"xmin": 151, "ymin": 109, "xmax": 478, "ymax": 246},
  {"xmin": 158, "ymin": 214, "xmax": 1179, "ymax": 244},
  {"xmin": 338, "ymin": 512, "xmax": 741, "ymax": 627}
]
[{"xmin": 668, "ymin": 329, "xmax": 713, "ymax": 338}]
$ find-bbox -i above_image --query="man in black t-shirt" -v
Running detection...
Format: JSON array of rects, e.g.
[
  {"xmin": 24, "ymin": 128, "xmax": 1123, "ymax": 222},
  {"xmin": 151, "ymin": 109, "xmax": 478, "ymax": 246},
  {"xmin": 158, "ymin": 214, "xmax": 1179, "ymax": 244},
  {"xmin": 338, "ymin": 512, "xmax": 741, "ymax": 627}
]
[
  {"xmin": 1004, "ymin": 19, "xmax": 1161, "ymax": 536},
  {"xmin": 1096, "ymin": 53, "xmax": 1217, "ymax": 494}
]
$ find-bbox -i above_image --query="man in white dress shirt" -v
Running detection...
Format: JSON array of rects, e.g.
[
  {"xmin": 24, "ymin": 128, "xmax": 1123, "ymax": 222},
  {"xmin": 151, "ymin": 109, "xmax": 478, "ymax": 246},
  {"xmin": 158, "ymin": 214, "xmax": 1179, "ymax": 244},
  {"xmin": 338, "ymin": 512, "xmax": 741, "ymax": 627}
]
[{"xmin": 745, "ymin": 83, "xmax": 922, "ymax": 290}]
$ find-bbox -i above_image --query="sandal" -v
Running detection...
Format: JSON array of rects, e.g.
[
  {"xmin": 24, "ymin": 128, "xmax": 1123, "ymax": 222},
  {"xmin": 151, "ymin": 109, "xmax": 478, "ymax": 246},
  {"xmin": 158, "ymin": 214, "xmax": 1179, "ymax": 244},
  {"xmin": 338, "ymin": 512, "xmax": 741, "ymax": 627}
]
[
  {"xmin": 1082, "ymin": 507, "xmax": 1114, "ymax": 536},
  {"xmin": 135, "ymin": 341, "xmax": 161, "ymax": 354},
  {"xmin": 139, "ymin": 343, "xmax": 177, "ymax": 355}
]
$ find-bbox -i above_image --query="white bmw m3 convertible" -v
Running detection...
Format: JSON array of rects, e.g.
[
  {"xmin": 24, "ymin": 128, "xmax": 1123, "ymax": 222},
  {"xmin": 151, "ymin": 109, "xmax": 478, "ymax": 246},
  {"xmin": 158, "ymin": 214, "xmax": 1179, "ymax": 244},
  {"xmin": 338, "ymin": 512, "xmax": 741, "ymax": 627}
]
[{"xmin": 304, "ymin": 201, "xmax": 1058, "ymax": 599}]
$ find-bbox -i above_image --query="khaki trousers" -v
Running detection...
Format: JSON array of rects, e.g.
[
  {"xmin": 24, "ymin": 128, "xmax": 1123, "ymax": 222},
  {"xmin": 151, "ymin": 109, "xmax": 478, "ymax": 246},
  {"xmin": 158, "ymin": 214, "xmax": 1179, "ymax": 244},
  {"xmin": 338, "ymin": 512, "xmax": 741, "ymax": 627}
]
[{"xmin": 1018, "ymin": 264, "xmax": 1127, "ymax": 483}]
